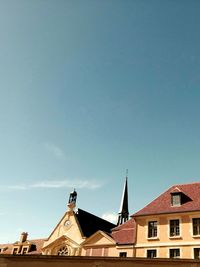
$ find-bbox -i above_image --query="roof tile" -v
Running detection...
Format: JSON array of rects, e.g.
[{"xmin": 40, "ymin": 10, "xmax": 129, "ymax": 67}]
[{"xmin": 133, "ymin": 182, "xmax": 200, "ymax": 217}]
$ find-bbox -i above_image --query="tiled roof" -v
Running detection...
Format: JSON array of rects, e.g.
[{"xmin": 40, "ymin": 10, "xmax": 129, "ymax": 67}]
[
  {"xmin": 26, "ymin": 239, "xmax": 46, "ymax": 254},
  {"xmin": 0, "ymin": 238, "xmax": 46, "ymax": 255},
  {"xmin": 0, "ymin": 244, "xmax": 13, "ymax": 255},
  {"xmin": 133, "ymin": 182, "xmax": 200, "ymax": 217},
  {"xmin": 76, "ymin": 209, "xmax": 116, "ymax": 238},
  {"xmin": 111, "ymin": 219, "xmax": 135, "ymax": 245}
]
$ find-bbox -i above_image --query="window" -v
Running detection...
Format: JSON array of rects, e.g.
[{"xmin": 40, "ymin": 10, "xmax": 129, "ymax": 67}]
[
  {"xmin": 13, "ymin": 248, "xmax": 18, "ymax": 255},
  {"xmin": 147, "ymin": 250, "xmax": 157, "ymax": 258},
  {"xmin": 22, "ymin": 247, "xmax": 28, "ymax": 254},
  {"xmin": 194, "ymin": 248, "xmax": 200, "ymax": 259},
  {"xmin": 193, "ymin": 218, "xmax": 200, "ymax": 235},
  {"xmin": 57, "ymin": 246, "xmax": 69, "ymax": 256},
  {"xmin": 119, "ymin": 252, "xmax": 127, "ymax": 257},
  {"xmin": 169, "ymin": 249, "xmax": 180, "ymax": 258},
  {"xmin": 170, "ymin": 219, "xmax": 180, "ymax": 236},
  {"xmin": 171, "ymin": 193, "xmax": 181, "ymax": 206},
  {"xmin": 148, "ymin": 221, "xmax": 157, "ymax": 238}
]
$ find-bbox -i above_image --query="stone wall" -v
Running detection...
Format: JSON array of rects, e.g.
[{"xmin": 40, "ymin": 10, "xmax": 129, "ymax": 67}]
[{"xmin": 1, "ymin": 255, "xmax": 200, "ymax": 267}]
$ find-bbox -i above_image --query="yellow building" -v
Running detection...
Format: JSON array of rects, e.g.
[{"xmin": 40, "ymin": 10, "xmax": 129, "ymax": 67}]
[
  {"xmin": 0, "ymin": 177, "xmax": 135, "ymax": 257},
  {"xmin": 2, "ymin": 181, "xmax": 200, "ymax": 259},
  {"xmin": 133, "ymin": 182, "xmax": 200, "ymax": 260},
  {"xmin": 41, "ymin": 179, "xmax": 135, "ymax": 257}
]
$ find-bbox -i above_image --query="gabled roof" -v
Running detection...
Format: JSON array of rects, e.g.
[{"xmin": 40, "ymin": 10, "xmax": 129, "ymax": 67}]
[
  {"xmin": 75, "ymin": 209, "xmax": 116, "ymax": 238},
  {"xmin": 111, "ymin": 219, "xmax": 135, "ymax": 245},
  {"xmin": 82, "ymin": 230, "xmax": 116, "ymax": 246},
  {"xmin": 0, "ymin": 238, "xmax": 46, "ymax": 255},
  {"xmin": 26, "ymin": 239, "xmax": 46, "ymax": 254},
  {"xmin": 42, "ymin": 234, "xmax": 80, "ymax": 250},
  {"xmin": 0, "ymin": 244, "xmax": 13, "ymax": 255},
  {"xmin": 133, "ymin": 182, "xmax": 200, "ymax": 217}
]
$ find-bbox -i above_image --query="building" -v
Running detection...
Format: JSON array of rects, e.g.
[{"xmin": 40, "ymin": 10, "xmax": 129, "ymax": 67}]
[
  {"xmin": 2, "ymin": 181, "xmax": 200, "ymax": 259},
  {"xmin": 0, "ymin": 232, "xmax": 45, "ymax": 255},
  {"xmin": 0, "ymin": 176, "xmax": 135, "ymax": 257},
  {"xmin": 41, "ymin": 190, "xmax": 116, "ymax": 256},
  {"xmin": 133, "ymin": 182, "xmax": 200, "ymax": 259}
]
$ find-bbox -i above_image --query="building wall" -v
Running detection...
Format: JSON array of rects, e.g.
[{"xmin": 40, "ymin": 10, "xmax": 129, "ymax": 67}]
[
  {"xmin": 82, "ymin": 246, "xmax": 134, "ymax": 257},
  {"xmin": 43, "ymin": 211, "xmax": 84, "ymax": 249},
  {"xmin": 135, "ymin": 211, "xmax": 200, "ymax": 259},
  {"xmin": 2, "ymin": 255, "xmax": 200, "ymax": 267}
]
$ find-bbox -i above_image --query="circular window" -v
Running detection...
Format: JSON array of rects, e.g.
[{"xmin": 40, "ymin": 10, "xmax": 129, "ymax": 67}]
[
  {"xmin": 64, "ymin": 220, "xmax": 71, "ymax": 227},
  {"xmin": 57, "ymin": 246, "xmax": 69, "ymax": 256}
]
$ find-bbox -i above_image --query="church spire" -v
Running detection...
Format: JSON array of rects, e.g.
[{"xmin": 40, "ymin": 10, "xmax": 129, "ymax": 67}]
[{"xmin": 117, "ymin": 171, "xmax": 129, "ymax": 225}]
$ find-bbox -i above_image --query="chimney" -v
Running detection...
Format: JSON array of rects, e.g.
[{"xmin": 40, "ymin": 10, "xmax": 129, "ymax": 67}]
[{"xmin": 20, "ymin": 232, "xmax": 28, "ymax": 243}]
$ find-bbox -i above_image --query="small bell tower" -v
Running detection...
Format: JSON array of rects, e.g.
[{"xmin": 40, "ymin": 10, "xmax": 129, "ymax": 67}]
[
  {"xmin": 67, "ymin": 189, "xmax": 77, "ymax": 211},
  {"xmin": 117, "ymin": 171, "xmax": 129, "ymax": 225}
]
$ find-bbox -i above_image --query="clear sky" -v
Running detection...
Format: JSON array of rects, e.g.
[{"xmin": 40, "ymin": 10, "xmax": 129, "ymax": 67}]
[{"xmin": 1, "ymin": 0, "xmax": 200, "ymax": 243}]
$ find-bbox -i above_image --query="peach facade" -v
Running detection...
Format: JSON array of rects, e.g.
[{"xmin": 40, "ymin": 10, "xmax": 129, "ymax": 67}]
[
  {"xmin": 82, "ymin": 231, "xmax": 134, "ymax": 257},
  {"xmin": 135, "ymin": 211, "xmax": 200, "ymax": 259},
  {"xmin": 42, "ymin": 210, "xmax": 84, "ymax": 256},
  {"xmin": 41, "ymin": 207, "xmax": 133, "ymax": 257}
]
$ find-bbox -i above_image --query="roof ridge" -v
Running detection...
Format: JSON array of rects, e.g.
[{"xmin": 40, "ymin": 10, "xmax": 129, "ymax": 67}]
[
  {"xmin": 133, "ymin": 182, "xmax": 200, "ymax": 217},
  {"xmin": 172, "ymin": 181, "xmax": 200, "ymax": 187},
  {"xmin": 77, "ymin": 208, "xmax": 116, "ymax": 226},
  {"xmin": 132, "ymin": 186, "xmax": 173, "ymax": 216}
]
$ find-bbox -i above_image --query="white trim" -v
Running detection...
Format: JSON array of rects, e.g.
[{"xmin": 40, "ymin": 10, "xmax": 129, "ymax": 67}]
[
  {"xmin": 21, "ymin": 245, "xmax": 29, "ymax": 254},
  {"xmin": 116, "ymin": 245, "xmax": 134, "ymax": 249},
  {"xmin": 192, "ymin": 246, "xmax": 200, "ymax": 259},
  {"xmin": 167, "ymin": 216, "xmax": 182, "ymax": 238},
  {"xmin": 82, "ymin": 230, "xmax": 116, "ymax": 246},
  {"xmin": 146, "ymin": 248, "xmax": 158, "ymax": 258},
  {"xmin": 145, "ymin": 218, "xmax": 159, "ymax": 239},
  {"xmin": 168, "ymin": 247, "xmax": 181, "ymax": 259},
  {"xmin": 135, "ymin": 240, "xmax": 200, "ymax": 248},
  {"xmin": 189, "ymin": 215, "xmax": 200, "ymax": 237},
  {"xmin": 12, "ymin": 246, "xmax": 20, "ymax": 255}
]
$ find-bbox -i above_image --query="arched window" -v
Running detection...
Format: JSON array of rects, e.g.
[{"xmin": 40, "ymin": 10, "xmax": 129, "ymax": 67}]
[{"xmin": 57, "ymin": 246, "xmax": 69, "ymax": 256}]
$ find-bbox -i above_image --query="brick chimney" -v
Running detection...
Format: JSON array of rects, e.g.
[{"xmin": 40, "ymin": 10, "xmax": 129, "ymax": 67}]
[{"xmin": 20, "ymin": 232, "xmax": 28, "ymax": 243}]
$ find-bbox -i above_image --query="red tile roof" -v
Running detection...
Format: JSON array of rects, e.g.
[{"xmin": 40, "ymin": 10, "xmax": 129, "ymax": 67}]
[
  {"xmin": 111, "ymin": 219, "xmax": 136, "ymax": 245},
  {"xmin": 26, "ymin": 239, "xmax": 46, "ymax": 254},
  {"xmin": 133, "ymin": 182, "xmax": 200, "ymax": 217},
  {"xmin": 0, "ymin": 238, "xmax": 46, "ymax": 255},
  {"xmin": 0, "ymin": 244, "xmax": 13, "ymax": 255}
]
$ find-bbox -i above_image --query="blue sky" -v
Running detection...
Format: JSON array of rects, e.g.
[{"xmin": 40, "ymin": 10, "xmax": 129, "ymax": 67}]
[{"xmin": 1, "ymin": 0, "xmax": 200, "ymax": 243}]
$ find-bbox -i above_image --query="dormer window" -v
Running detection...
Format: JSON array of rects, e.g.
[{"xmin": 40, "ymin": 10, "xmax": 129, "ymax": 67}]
[
  {"xmin": 171, "ymin": 193, "xmax": 181, "ymax": 206},
  {"xmin": 13, "ymin": 248, "xmax": 18, "ymax": 255}
]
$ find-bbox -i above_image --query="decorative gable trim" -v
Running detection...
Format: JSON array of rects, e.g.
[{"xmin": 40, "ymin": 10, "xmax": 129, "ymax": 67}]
[{"xmin": 82, "ymin": 230, "xmax": 116, "ymax": 246}]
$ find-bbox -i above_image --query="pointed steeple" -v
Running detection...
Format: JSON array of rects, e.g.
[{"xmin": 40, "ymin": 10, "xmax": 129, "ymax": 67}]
[{"xmin": 117, "ymin": 172, "xmax": 129, "ymax": 225}]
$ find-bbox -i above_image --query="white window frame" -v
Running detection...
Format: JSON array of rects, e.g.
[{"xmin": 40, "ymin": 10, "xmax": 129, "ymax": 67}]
[
  {"xmin": 171, "ymin": 193, "xmax": 181, "ymax": 207},
  {"xmin": 193, "ymin": 247, "xmax": 200, "ymax": 259},
  {"xmin": 12, "ymin": 247, "xmax": 19, "ymax": 255},
  {"xmin": 146, "ymin": 248, "xmax": 158, "ymax": 258},
  {"xmin": 22, "ymin": 246, "xmax": 29, "ymax": 254},
  {"xmin": 146, "ymin": 218, "xmax": 159, "ymax": 240},
  {"xmin": 191, "ymin": 217, "xmax": 200, "ymax": 237},
  {"xmin": 168, "ymin": 217, "xmax": 182, "ymax": 239},
  {"xmin": 168, "ymin": 247, "xmax": 181, "ymax": 258}
]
